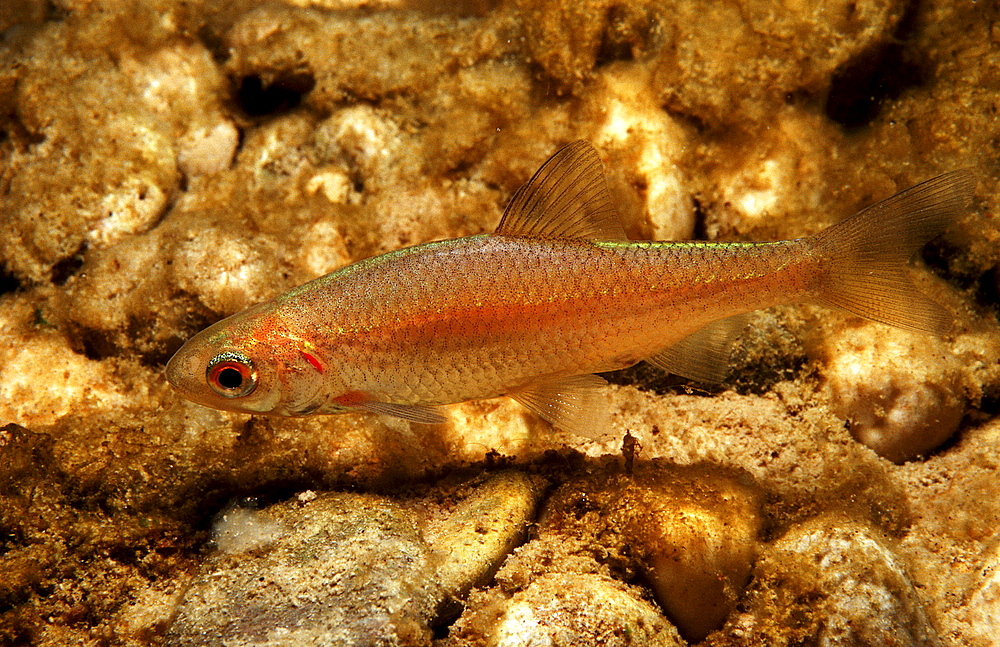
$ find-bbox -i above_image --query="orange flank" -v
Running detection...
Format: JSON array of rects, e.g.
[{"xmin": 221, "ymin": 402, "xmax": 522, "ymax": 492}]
[{"xmin": 165, "ymin": 142, "xmax": 975, "ymax": 438}]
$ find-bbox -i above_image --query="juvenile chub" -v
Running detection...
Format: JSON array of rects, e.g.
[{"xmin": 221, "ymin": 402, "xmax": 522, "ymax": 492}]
[{"xmin": 166, "ymin": 142, "xmax": 974, "ymax": 438}]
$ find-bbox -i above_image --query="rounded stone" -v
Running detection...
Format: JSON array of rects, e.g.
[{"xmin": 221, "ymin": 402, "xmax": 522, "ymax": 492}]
[
  {"xmin": 449, "ymin": 573, "xmax": 684, "ymax": 647},
  {"xmin": 737, "ymin": 516, "xmax": 942, "ymax": 646},
  {"xmin": 820, "ymin": 322, "xmax": 965, "ymax": 463},
  {"xmin": 165, "ymin": 471, "xmax": 543, "ymax": 646},
  {"xmin": 539, "ymin": 464, "xmax": 763, "ymax": 642}
]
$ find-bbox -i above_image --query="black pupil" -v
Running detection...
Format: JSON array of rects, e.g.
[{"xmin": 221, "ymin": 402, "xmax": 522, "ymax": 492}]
[{"xmin": 217, "ymin": 367, "xmax": 244, "ymax": 390}]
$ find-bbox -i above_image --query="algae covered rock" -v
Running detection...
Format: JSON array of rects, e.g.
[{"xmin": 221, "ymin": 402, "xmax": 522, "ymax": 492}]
[
  {"xmin": 166, "ymin": 471, "xmax": 544, "ymax": 646},
  {"xmin": 537, "ymin": 465, "xmax": 763, "ymax": 642},
  {"xmin": 448, "ymin": 572, "xmax": 684, "ymax": 647},
  {"xmin": 731, "ymin": 516, "xmax": 942, "ymax": 647}
]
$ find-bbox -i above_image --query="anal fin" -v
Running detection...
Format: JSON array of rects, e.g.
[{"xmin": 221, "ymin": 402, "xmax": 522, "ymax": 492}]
[
  {"xmin": 509, "ymin": 374, "xmax": 610, "ymax": 439},
  {"xmin": 646, "ymin": 314, "xmax": 751, "ymax": 383}
]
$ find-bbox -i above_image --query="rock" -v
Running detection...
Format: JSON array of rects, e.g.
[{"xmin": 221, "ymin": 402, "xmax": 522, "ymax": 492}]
[
  {"xmin": 165, "ymin": 471, "xmax": 543, "ymax": 646},
  {"xmin": 526, "ymin": 464, "xmax": 762, "ymax": 642},
  {"xmin": 177, "ymin": 121, "xmax": 240, "ymax": 178},
  {"xmin": 732, "ymin": 516, "xmax": 942, "ymax": 647},
  {"xmin": 963, "ymin": 538, "xmax": 1000, "ymax": 645},
  {"xmin": 819, "ymin": 321, "xmax": 965, "ymax": 463},
  {"xmin": 622, "ymin": 471, "xmax": 761, "ymax": 642},
  {"xmin": 447, "ymin": 573, "xmax": 684, "ymax": 647},
  {"xmin": 587, "ymin": 64, "xmax": 695, "ymax": 242}
]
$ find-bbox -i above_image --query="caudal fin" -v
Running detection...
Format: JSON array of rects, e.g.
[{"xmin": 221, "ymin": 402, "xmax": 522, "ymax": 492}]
[{"xmin": 811, "ymin": 169, "xmax": 975, "ymax": 334}]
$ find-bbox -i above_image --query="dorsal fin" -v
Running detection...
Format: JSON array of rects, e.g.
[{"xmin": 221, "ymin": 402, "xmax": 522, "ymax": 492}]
[{"xmin": 495, "ymin": 141, "xmax": 628, "ymax": 241}]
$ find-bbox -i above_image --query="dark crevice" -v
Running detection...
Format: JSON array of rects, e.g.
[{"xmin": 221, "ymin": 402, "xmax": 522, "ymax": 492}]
[
  {"xmin": 975, "ymin": 266, "xmax": 1000, "ymax": 313},
  {"xmin": 976, "ymin": 392, "xmax": 1000, "ymax": 417},
  {"xmin": 925, "ymin": 422, "xmax": 966, "ymax": 460},
  {"xmin": 197, "ymin": 24, "xmax": 230, "ymax": 65},
  {"xmin": 67, "ymin": 294, "xmax": 217, "ymax": 366},
  {"xmin": 431, "ymin": 601, "xmax": 463, "ymax": 641},
  {"xmin": 691, "ymin": 196, "xmax": 710, "ymax": 241},
  {"xmin": 957, "ymin": 384, "xmax": 1000, "ymax": 433},
  {"xmin": 78, "ymin": 327, "xmax": 115, "ymax": 361},
  {"xmin": 50, "ymin": 243, "xmax": 87, "ymax": 286},
  {"xmin": 431, "ymin": 622, "xmax": 453, "ymax": 640},
  {"xmin": 235, "ymin": 72, "xmax": 316, "ymax": 118},
  {"xmin": 406, "ymin": 0, "xmax": 502, "ymax": 17},
  {"xmin": 44, "ymin": 0, "xmax": 69, "ymax": 22},
  {"xmin": 601, "ymin": 363, "xmax": 724, "ymax": 397},
  {"xmin": 920, "ymin": 239, "xmax": 969, "ymax": 285},
  {"xmin": 922, "ymin": 239, "xmax": 1000, "ymax": 318},
  {"xmin": 824, "ymin": 3, "xmax": 926, "ymax": 129},
  {"xmin": 1, "ymin": 111, "xmax": 46, "ymax": 153},
  {"xmin": 595, "ymin": 4, "xmax": 656, "ymax": 69},
  {"xmin": 601, "ymin": 349, "xmax": 808, "ymax": 397},
  {"xmin": 0, "ymin": 264, "xmax": 20, "ymax": 295}
]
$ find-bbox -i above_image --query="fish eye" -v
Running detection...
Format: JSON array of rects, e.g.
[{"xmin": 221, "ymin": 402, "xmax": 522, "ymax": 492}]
[{"xmin": 206, "ymin": 352, "xmax": 257, "ymax": 398}]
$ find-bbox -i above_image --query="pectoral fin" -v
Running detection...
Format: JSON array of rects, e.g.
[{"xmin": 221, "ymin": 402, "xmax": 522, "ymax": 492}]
[
  {"xmin": 509, "ymin": 374, "xmax": 610, "ymax": 439},
  {"xmin": 353, "ymin": 400, "xmax": 448, "ymax": 425},
  {"xmin": 647, "ymin": 314, "xmax": 751, "ymax": 383}
]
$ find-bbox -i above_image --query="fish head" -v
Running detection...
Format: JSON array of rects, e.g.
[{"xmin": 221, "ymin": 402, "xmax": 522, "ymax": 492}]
[{"xmin": 165, "ymin": 303, "xmax": 334, "ymax": 416}]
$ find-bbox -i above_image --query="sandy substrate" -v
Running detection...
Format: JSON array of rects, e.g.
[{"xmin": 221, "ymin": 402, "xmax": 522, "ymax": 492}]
[{"xmin": 1, "ymin": 0, "xmax": 999, "ymax": 645}]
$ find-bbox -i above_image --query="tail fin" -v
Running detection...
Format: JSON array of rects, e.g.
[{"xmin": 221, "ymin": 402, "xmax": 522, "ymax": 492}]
[{"xmin": 811, "ymin": 169, "xmax": 975, "ymax": 334}]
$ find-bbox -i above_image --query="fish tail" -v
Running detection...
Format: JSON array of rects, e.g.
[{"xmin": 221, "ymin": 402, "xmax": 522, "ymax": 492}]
[{"xmin": 810, "ymin": 169, "xmax": 975, "ymax": 334}]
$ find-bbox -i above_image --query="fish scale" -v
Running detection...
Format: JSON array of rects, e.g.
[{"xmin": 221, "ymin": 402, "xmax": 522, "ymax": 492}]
[{"xmin": 315, "ymin": 236, "xmax": 793, "ymax": 404}]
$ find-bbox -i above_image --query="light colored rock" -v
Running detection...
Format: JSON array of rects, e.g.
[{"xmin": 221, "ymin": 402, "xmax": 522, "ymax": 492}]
[
  {"xmin": 178, "ymin": 121, "xmax": 240, "ymax": 178},
  {"xmin": 171, "ymin": 227, "xmax": 280, "ymax": 316},
  {"xmin": 732, "ymin": 516, "xmax": 942, "ymax": 647},
  {"xmin": 963, "ymin": 538, "xmax": 1000, "ymax": 646},
  {"xmin": 448, "ymin": 573, "xmax": 684, "ymax": 647},
  {"xmin": 588, "ymin": 64, "xmax": 694, "ymax": 242},
  {"xmin": 165, "ymin": 471, "xmax": 544, "ymax": 646},
  {"xmin": 819, "ymin": 321, "xmax": 965, "ymax": 462},
  {"xmin": 0, "ymin": 295, "xmax": 143, "ymax": 426},
  {"xmin": 699, "ymin": 109, "xmax": 839, "ymax": 241},
  {"xmin": 1, "ymin": 33, "xmax": 237, "ymax": 282}
]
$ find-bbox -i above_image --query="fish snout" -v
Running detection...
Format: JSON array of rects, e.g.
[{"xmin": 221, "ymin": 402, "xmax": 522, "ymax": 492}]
[{"xmin": 165, "ymin": 344, "xmax": 208, "ymax": 398}]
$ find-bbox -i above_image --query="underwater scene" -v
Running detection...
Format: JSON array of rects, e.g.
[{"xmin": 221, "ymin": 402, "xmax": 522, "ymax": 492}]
[{"xmin": 1, "ymin": 0, "xmax": 999, "ymax": 645}]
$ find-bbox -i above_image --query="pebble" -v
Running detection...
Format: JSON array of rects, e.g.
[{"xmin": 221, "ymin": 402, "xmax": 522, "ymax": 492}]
[
  {"xmin": 448, "ymin": 573, "xmax": 684, "ymax": 647},
  {"xmin": 820, "ymin": 322, "xmax": 964, "ymax": 463},
  {"xmin": 165, "ymin": 471, "xmax": 543, "ymax": 646},
  {"xmin": 178, "ymin": 121, "xmax": 240, "ymax": 177},
  {"xmin": 536, "ymin": 464, "xmax": 763, "ymax": 642},
  {"xmin": 733, "ymin": 516, "xmax": 942, "ymax": 646}
]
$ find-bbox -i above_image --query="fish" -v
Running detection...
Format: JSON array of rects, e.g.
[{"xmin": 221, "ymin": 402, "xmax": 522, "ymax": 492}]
[{"xmin": 165, "ymin": 141, "xmax": 975, "ymax": 438}]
